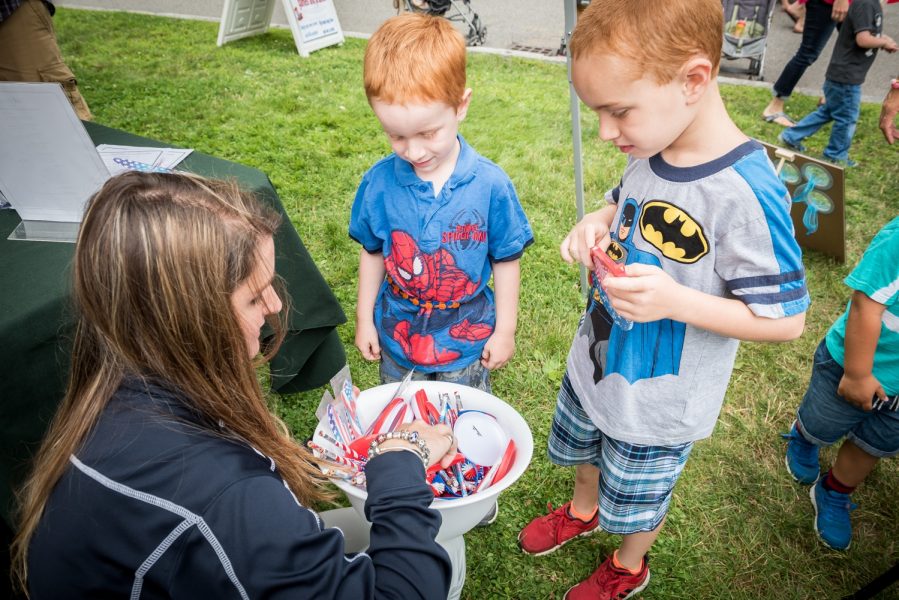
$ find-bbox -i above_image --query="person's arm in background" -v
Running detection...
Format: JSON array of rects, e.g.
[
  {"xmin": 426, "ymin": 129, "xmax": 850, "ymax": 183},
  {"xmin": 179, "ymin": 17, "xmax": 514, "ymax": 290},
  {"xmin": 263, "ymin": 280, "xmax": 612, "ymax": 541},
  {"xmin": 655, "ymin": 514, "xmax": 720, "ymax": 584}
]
[
  {"xmin": 356, "ymin": 250, "xmax": 386, "ymax": 361},
  {"xmin": 856, "ymin": 30, "xmax": 898, "ymax": 52},
  {"xmin": 838, "ymin": 290, "xmax": 887, "ymax": 410},
  {"xmin": 481, "ymin": 259, "xmax": 520, "ymax": 370},
  {"xmin": 879, "ymin": 78, "xmax": 899, "ymax": 144},
  {"xmin": 831, "ymin": 0, "xmax": 849, "ymax": 22}
]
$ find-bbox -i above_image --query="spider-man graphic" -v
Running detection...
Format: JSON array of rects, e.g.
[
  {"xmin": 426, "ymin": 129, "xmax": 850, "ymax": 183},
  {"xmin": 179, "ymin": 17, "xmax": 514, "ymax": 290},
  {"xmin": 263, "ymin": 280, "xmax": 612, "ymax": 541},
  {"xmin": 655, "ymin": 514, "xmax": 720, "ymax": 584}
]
[
  {"xmin": 384, "ymin": 231, "xmax": 493, "ymax": 365},
  {"xmin": 385, "ymin": 231, "xmax": 480, "ymax": 302},
  {"xmin": 392, "ymin": 321, "xmax": 461, "ymax": 366},
  {"xmin": 449, "ymin": 319, "xmax": 492, "ymax": 342}
]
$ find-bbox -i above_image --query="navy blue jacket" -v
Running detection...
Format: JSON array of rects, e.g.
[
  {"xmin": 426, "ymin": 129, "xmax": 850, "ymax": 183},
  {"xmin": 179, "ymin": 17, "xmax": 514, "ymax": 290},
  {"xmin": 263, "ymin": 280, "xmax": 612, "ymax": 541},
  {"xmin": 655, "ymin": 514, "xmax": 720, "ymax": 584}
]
[{"xmin": 28, "ymin": 379, "xmax": 451, "ymax": 599}]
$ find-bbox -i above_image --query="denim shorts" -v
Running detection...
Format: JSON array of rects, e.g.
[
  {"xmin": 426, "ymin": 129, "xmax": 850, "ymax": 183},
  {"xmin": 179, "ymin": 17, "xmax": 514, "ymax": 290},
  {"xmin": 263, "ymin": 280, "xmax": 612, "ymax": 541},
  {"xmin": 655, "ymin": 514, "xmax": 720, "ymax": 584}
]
[
  {"xmin": 796, "ymin": 339, "xmax": 899, "ymax": 458},
  {"xmin": 547, "ymin": 374, "xmax": 693, "ymax": 534},
  {"xmin": 379, "ymin": 349, "xmax": 491, "ymax": 393}
]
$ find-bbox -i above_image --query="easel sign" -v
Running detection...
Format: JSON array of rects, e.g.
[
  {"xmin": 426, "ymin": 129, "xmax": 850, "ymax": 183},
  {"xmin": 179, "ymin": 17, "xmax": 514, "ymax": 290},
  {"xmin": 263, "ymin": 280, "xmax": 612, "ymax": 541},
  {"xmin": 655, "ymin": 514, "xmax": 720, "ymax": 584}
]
[
  {"xmin": 282, "ymin": 0, "xmax": 344, "ymax": 57},
  {"xmin": 217, "ymin": 0, "xmax": 344, "ymax": 57},
  {"xmin": 217, "ymin": 0, "xmax": 277, "ymax": 47},
  {"xmin": 760, "ymin": 141, "xmax": 846, "ymax": 263}
]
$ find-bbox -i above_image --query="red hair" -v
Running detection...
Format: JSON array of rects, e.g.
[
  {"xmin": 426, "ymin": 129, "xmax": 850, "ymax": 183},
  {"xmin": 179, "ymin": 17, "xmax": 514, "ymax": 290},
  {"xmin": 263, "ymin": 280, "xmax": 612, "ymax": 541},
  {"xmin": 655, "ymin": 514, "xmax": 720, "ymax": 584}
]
[
  {"xmin": 570, "ymin": 0, "xmax": 723, "ymax": 83},
  {"xmin": 364, "ymin": 12, "xmax": 467, "ymax": 108}
]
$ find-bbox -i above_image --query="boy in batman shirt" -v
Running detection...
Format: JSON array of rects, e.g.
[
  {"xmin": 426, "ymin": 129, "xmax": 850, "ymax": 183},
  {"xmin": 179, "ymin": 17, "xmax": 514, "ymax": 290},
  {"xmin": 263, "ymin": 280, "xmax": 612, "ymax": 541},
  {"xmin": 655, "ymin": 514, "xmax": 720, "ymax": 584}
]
[{"xmin": 517, "ymin": 1, "xmax": 810, "ymax": 597}]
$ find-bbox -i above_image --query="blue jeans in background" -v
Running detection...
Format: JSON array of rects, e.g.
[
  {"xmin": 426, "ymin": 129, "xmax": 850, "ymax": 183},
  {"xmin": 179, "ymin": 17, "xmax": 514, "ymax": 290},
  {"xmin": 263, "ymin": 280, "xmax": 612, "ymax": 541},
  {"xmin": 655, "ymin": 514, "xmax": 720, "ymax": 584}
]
[
  {"xmin": 781, "ymin": 80, "xmax": 861, "ymax": 162},
  {"xmin": 772, "ymin": 0, "xmax": 837, "ymax": 99}
]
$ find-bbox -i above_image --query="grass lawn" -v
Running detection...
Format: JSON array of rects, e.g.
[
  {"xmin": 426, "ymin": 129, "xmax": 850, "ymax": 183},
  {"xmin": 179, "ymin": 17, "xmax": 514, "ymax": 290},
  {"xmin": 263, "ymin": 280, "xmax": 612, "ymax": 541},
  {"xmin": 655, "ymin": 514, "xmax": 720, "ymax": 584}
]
[{"xmin": 54, "ymin": 8, "xmax": 899, "ymax": 599}]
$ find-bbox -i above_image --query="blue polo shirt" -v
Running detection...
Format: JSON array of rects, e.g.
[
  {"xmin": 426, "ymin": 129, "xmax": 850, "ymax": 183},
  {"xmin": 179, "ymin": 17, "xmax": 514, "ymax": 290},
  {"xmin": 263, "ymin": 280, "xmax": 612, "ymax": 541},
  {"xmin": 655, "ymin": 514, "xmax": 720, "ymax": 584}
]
[{"xmin": 349, "ymin": 135, "xmax": 533, "ymax": 373}]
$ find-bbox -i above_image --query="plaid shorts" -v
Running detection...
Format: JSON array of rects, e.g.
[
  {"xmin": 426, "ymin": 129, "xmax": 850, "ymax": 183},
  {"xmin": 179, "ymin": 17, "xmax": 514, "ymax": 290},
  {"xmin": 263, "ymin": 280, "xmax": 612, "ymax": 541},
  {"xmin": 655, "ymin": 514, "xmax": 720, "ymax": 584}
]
[{"xmin": 548, "ymin": 373, "xmax": 693, "ymax": 534}]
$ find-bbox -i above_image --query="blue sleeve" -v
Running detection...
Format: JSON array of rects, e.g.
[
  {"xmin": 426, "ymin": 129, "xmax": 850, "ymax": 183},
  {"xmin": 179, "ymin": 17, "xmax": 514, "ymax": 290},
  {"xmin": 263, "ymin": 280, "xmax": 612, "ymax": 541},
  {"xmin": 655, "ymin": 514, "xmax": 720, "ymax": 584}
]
[
  {"xmin": 721, "ymin": 154, "xmax": 810, "ymax": 318},
  {"xmin": 488, "ymin": 177, "xmax": 533, "ymax": 262},
  {"xmin": 349, "ymin": 173, "xmax": 384, "ymax": 254},
  {"xmin": 192, "ymin": 453, "xmax": 450, "ymax": 600}
]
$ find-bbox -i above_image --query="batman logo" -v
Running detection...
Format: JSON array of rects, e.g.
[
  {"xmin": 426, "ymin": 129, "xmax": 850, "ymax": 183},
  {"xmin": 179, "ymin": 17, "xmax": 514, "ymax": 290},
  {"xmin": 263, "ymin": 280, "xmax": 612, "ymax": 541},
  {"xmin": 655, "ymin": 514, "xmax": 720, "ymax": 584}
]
[
  {"xmin": 639, "ymin": 201, "xmax": 708, "ymax": 263},
  {"xmin": 606, "ymin": 241, "xmax": 624, "ymax": 261}
]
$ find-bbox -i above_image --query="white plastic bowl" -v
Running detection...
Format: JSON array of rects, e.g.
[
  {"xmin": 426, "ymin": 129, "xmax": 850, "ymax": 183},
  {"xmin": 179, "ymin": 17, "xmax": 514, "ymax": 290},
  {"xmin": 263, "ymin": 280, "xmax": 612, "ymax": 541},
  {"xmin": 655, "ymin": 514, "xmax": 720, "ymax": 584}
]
[{"xmin": 316, "ymin": 381, "xmax": 533, "ymax": 541}]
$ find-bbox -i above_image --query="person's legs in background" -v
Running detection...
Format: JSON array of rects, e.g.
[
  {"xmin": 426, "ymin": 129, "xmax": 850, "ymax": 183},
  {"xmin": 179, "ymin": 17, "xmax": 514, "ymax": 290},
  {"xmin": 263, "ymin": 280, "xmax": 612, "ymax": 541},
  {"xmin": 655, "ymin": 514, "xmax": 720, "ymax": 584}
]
[
  {"xmin": 763, "ymin": 0, "xmax": 836, "ymax": 126},
  {"xmin": 780, "ymin": 79, "xmax": 839, "ymax": 150},
  {"xmin": 822, "ymin": 82, "xmax": 861, "ymax": 164},
  {"xmin": 782, "ymin": 0, "xmax": 806, "ymax": 33},
  {"xmin": 0, "ymin": 0, "xmax": 91, "ymax": 120}
]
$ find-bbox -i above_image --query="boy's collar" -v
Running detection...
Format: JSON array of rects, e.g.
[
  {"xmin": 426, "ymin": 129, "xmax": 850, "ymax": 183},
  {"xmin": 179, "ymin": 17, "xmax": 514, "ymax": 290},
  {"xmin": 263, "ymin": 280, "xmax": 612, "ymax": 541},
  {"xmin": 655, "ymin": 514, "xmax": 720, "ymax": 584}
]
[
  {"xmin": 648, "ymin": 139, "xmax": 761, "ymax": 183},
  {"xmin": 393, "ymin": 135, "xmax": 478, "ymax": 189}
]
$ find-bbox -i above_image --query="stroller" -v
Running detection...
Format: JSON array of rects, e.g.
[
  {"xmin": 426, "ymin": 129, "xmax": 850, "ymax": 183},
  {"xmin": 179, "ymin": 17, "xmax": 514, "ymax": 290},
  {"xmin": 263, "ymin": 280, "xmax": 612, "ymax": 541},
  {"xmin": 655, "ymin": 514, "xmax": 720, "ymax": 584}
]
[
  {"xmin": 397, "ymin": 0, "xmax": 487, "ymax": 46},
  {"xmin": 720, "ymin": 0, "xmax": 777, "ymax": 80}
]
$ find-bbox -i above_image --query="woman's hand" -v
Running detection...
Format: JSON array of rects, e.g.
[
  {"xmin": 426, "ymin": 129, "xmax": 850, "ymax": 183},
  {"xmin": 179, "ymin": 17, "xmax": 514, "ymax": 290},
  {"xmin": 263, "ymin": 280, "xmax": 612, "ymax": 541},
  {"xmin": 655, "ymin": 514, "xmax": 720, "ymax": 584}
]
[{"xmin": 384, "ymin": 421, "xmax": 458, "ymax": 469}]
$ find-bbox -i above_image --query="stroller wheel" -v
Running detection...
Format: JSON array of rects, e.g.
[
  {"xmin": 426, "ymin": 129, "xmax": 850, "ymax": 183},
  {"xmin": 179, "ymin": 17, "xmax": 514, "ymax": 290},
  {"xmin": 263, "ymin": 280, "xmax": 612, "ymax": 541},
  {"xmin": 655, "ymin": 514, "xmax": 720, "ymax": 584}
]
[{"xmin": 466, "ymin": 15, "xmax": 486, "ymax": 46}]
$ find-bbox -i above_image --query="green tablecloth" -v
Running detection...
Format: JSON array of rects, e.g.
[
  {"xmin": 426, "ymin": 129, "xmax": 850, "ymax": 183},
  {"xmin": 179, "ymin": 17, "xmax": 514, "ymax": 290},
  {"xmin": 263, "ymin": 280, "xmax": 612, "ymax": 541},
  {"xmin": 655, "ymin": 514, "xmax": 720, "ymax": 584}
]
[{"xmin": 0, "ymin": 122, "xmax": 347, "ymax": 527}]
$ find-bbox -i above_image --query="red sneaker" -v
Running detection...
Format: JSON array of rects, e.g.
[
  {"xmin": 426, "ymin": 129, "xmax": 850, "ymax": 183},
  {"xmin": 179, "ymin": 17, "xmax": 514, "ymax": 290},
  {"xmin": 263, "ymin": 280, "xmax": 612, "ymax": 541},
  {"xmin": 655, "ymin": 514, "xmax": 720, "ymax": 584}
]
[
  {"xmin": 564, "ymin": 555, "xmax": 650, "ymax": 600},
  {"xmin": 518, "ymin": 502, "xmax": 599, "ymax": 556}
]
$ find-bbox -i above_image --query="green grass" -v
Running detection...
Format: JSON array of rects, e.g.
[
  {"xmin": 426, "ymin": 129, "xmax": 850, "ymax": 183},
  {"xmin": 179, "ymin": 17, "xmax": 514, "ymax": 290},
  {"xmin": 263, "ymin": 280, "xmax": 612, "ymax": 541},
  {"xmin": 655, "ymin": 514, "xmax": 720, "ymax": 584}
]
[{"xmin": 56, "ymin": 8, "xmax": 899, "ymax": 598}]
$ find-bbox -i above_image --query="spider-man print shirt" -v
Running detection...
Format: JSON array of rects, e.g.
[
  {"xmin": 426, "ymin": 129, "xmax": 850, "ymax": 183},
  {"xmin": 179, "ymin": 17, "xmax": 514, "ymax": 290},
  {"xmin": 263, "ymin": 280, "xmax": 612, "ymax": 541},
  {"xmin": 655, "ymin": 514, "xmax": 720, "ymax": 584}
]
[{"xmin": 350, "ymin": 135, "xmax": 533, "ymax": 373}]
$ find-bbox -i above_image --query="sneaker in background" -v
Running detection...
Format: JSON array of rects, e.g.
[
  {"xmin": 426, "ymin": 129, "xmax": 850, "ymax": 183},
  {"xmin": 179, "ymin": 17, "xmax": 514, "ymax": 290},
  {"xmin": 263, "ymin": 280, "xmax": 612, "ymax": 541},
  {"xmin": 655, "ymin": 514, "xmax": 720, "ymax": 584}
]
[
  {"xmin": 475, "ymin": 500, "xmax": 498, "ymax": 527},
  {"xmin": 564, "ymin": 554, "xmax": 650, "ymax": 600},
  {"xmin": 518, "ymin": 501, "xmax": 599, "ymax": 556},
  {"xmin": 778, "ymin": 131, "xmax": 807, "ymax": 153},
  {"xmin": 823, "ymin": 155, "xmax": 858, "ymax": 168},
  {"xmin": 782, "ymin": 420, "xmax": 820, "ymax": 484},
  {"xmin": 810, "ymin": 478, "xmax": 857, "ymax": 550}
]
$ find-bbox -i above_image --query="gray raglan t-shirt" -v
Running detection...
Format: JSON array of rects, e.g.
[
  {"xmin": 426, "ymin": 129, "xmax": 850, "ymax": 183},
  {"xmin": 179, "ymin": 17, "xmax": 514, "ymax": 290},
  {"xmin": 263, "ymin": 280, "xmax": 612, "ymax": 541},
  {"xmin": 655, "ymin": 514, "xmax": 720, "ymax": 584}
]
[{"xmin": 566, "ymin": 140, "xmax": 810, "ymax": 446}]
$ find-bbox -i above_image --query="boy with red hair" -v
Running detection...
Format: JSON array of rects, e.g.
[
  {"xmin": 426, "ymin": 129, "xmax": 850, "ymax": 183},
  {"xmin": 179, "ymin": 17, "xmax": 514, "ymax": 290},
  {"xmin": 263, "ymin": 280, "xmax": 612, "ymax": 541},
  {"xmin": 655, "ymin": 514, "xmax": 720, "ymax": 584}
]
[
  {"xmin": 349, "ymin": 13, "xmax": 533, "ymax": 528},
  {"xmin": 518, "ymin": 1, "xmax": 809, "ymax": 597}
]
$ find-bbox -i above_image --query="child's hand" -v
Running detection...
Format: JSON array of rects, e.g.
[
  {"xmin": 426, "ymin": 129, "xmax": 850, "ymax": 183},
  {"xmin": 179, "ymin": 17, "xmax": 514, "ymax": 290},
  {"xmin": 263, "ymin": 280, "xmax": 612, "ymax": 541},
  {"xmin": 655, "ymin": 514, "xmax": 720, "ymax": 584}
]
[
  {"xmin": 882, "ymin": 35, "xmax": 898, "ymax": 53},
  {"xmin": 600, "ymin": 263, "xmax": 685, "ymax": 322},
  {"xmin": 481, "ymin": 331, "xmax": 515, "ymax": 370},
  {"xmin": 560, "ymin": 211, "xmax": 612, "ymax": 268},
  {"xmin": 838, "ymin": 373, "xmax": 886, "ymax": 411},
  {"xmin": 355, "ymin": 321, "xmax": 381, "ymax": 361}
]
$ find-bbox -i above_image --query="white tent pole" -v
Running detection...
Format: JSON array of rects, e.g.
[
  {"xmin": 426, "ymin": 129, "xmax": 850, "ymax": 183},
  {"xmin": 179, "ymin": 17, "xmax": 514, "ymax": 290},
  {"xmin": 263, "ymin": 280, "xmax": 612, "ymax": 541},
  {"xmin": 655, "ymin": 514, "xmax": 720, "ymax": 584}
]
[{"xmin": 564, "ymin": 0, "xmax": 588, "ymax": 295}]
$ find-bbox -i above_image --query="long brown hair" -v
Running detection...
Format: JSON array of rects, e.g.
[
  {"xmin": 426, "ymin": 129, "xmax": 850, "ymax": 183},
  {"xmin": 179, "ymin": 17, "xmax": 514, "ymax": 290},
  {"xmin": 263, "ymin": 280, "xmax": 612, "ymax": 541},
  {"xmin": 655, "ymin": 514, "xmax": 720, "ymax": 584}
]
[{"xmin": 11, "ymin": 172, "xmax": 329, "ymax": 594}]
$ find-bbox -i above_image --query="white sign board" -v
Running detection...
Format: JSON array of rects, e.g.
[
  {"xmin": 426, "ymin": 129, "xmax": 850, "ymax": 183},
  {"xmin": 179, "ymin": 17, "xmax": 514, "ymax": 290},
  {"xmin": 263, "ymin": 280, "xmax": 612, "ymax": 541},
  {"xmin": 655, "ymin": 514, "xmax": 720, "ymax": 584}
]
[
  {"xmin": 0, "ymin": 83, "xmax": 109, "ymax": 224},
  {"xmin": 217, "ymin": 0, "xmax": 344, "ymax": 57},
  {"xmin": 217, "ymin": 0, "xmax": 277, "ymax": 47},
  {"xmin": 281, "ymin": 0, "xmax": 344, "ymax": 57}
]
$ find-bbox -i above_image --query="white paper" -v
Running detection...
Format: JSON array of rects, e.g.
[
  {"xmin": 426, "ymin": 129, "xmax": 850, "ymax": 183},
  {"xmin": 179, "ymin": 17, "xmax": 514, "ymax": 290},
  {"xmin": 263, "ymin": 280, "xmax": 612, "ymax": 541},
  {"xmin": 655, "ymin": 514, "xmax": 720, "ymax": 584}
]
[
  {"xmin": 0, "ymin": 83, "xmax": 110, "ymax": 222},
  {"xmin": 95, "ymin": 145, "xmax": 193, "ymax": 175}
]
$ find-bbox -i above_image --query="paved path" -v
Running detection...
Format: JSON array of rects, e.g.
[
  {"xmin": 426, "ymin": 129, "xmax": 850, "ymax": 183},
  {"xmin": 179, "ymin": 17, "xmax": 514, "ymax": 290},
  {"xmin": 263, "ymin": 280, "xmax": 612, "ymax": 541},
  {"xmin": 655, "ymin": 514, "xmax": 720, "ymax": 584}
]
[{"xmin": 57, "ymin": 0, "xmax": 898, "ymax": 102}]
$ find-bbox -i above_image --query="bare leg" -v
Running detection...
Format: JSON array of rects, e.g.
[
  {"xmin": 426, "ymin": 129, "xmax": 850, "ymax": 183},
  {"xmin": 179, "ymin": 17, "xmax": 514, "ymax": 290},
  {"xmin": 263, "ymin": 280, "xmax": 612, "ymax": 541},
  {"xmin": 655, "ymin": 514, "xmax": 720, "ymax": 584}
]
[
  {"xmin": 617, "ymin": 519, "xmax": 665, "ymax": 571},
  {"xmin": 793, "ymin": 8, "xmax": 805, "ymax": 33},
  {"xmin": 830, "ymin": 440, "xmax": 878, "ymax": 488},
  {"xmin": 763, "ymin": 97, "xmax": 794, "ymax": 126},
  {"xmin": 571, "ymin": 464, "xmax": 600, "ymax": 515}
]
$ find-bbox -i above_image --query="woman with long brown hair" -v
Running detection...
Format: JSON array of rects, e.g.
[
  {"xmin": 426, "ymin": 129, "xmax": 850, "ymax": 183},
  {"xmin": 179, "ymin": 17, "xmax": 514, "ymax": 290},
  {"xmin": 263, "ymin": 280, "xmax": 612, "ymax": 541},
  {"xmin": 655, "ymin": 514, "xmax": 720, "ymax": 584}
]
[{"xmin": 11, "ymin": 171, "xmax": 456, "ymax": 599}]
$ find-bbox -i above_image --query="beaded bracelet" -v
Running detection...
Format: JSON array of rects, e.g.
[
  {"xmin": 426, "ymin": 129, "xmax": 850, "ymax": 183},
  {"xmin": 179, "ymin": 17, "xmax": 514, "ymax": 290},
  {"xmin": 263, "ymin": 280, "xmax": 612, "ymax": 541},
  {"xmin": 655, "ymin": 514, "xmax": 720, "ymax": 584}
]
[{"xmin": 368, "ymin": 430, "xmax": 430, "ymax": 467}]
